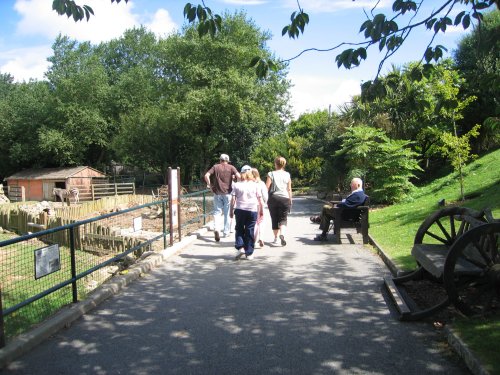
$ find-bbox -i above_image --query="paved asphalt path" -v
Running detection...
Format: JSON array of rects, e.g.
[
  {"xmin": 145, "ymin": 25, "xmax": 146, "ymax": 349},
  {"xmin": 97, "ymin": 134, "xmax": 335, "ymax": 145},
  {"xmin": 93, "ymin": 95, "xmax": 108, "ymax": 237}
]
[{"xmin": 3, "ymin": 197, "xmax": 469, "ymax": 375}]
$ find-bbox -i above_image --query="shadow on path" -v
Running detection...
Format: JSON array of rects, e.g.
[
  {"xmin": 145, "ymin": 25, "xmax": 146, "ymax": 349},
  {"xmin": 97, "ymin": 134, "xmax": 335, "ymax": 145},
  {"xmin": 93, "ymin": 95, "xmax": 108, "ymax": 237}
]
[{"xmin": 4, "ymin": 197, "xmax": 468, "ymax": 375}]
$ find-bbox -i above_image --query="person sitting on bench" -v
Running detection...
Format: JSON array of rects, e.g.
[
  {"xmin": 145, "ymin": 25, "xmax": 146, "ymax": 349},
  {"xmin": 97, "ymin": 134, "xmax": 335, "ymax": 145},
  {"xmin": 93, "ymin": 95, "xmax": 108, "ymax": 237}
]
[{"xmin": 314, "ymin": 177, "xmax": 367, "ymax": 241}]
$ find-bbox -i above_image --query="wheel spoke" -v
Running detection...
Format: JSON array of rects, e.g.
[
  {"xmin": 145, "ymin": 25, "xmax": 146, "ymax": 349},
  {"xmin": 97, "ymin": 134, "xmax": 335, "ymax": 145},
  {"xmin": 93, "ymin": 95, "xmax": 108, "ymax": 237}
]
[
  {"xmin": 470, "ymin": 236, "xmax": 493, "ymax": 267},
  {"xmin": 436, "ymin": 218, "xmax": 452, "ymax": 243},
  {"xmin": 449, "ymin": 215, "xmax": 457, "ymax": 239},
  {"xmin": 457, "ymin": 219, "xmax": 467, "ymax": 237},
  {"xmin": 425, "ymin": 230, "xmax": 448, "ymax": 244}
]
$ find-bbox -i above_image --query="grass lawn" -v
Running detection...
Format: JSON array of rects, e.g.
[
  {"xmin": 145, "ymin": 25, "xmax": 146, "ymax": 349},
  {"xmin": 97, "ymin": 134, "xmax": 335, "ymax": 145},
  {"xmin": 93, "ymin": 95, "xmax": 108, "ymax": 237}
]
[
  {"xmin": 453, "ymin": 316, "xmax": 500, "ymax": 374},
  {"xmin": 369, "ymin": 148, "xmax": 500, "ymax": 373},
  {"xmin": 370, "ymin": 149, "xmax": 500, "ymax": 271},
  {"xmin": 0, "ymin": 233, "xmax": 107, "ymax": 339}
]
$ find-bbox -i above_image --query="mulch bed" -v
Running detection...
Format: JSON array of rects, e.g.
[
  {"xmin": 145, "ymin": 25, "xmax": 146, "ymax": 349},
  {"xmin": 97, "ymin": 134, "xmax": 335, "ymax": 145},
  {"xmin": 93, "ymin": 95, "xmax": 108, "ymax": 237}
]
[{"xmin": 403, "ymin": 279, "xmax": 460, "ymax": 323}]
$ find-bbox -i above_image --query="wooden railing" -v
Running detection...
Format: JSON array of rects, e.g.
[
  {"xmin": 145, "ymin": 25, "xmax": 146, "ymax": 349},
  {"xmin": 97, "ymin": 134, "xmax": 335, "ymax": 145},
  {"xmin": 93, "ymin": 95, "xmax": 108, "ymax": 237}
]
[
  {"xmin": 7, "ymin": 186, "xmax": 25, "ymax": 202},
  {"xmin": 0, "ymin": 195, "xmax": 153, "ymax": 235},
  {"xmin": 71, "ymin": 183, "xmax": 135, "ymax": 201}
]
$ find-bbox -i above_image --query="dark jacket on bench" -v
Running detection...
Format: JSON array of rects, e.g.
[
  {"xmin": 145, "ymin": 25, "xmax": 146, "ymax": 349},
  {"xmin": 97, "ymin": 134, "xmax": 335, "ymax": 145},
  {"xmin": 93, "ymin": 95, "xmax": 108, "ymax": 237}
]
[{"xmin": 337, "ymin": 190, "xmax": 367, "ymax": 208}]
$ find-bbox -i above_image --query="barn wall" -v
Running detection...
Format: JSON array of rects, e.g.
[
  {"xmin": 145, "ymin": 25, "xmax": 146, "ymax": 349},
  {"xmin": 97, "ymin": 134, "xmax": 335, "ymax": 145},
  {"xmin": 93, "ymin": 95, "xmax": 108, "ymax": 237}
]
[
  {"xmin": 6, "ymin": 167, "xmax": 107, "ymax": 202},
  {"xmin": 7, "ymin": 179, "xmax": 44, "ymax": 201},
  {"xmin": 69, "ymin": 168, "xmax": 106, "ymax": 188}
]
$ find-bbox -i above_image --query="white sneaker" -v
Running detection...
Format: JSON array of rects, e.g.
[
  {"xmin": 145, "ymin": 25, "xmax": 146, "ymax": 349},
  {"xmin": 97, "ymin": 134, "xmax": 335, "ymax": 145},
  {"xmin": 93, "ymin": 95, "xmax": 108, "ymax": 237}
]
[
  {"xmin": 246, "ymin": 254, "xmax": 254, "ymax": 260},
  {"xmin": 235, "ymin": 249, "xmax": 245, "ymax": 260},
  {"xmin": 272, "ymin": 237, "xmax": 278, "ymax": 244}
]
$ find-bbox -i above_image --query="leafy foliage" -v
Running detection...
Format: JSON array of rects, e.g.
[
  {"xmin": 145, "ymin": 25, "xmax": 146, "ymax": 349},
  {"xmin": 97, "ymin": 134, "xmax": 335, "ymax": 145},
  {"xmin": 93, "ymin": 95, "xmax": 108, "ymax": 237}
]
[
  {"xmin": 183, "ymin": 3, "xmax": 222, "ymax": 37},
  {"xmin": 110, "ymin": 13, "xmax": 290, "ymax": 181},
  {"xmin": 453, "ymin": 10, "xmax": 500, "ymax": 148},
  {"xmin": 51, "ymin": 1, "xmax": 498, "ymax": 78},
  {"xmin": 336, "ymin": 126, "xmax": 422, "ymax": 203},
  {"xmin": 281, "ymin": 10, "xmax": 309, "ymax": 39},
  {"xmin": 440, "ymin": 124, "xmax": 481, "ymax": 201},
  {"xmin": 183, "ymin": 1, "xmax": 498, "ymax": 78},
  {"xmin": 0, "ymin": 80, "xmax": 53, "ymax": 176},
  {"xmin": 0, "ymin": 15, "xmax": 289, "ymax": 184}
]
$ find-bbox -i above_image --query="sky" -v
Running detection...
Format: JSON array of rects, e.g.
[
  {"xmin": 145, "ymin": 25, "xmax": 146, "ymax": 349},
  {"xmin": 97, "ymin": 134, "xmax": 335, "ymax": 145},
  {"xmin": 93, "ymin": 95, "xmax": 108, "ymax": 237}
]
[{"xmin": 0, "ymin": 0, "xmax": 473, "ymax": 118}]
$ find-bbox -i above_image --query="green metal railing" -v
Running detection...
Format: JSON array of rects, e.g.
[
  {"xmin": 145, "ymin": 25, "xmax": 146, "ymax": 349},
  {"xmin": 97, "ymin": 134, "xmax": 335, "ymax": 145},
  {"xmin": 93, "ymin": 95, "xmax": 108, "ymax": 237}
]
[{"xmin": 0, "ymin": 189, "xmax": 211, "ymax": 346}]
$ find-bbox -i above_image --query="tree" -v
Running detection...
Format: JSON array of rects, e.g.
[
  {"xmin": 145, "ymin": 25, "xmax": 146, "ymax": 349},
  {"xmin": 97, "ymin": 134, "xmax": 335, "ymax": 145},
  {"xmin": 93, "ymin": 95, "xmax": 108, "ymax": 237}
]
[
  {"xmin": 44, "ymin": 35, "xmax": 115, "ymax": 167},
  {"xmin": 336, "ymin": 126, "xmax": 422, "ymax": 203},
  {"xmin": 0, "ymin": 73, "xmax": 14, "ymax": 99},
  {"xmin": 112, "ymin": 12, "xmax": 290, "ymax": 182},
  {"xmin": 453, "ymin": 10, "xmax": 500, "ymax": 151},
  {"xmin": 285, "ymin": 110, "xmax": 341, "ymax": 187},
  {"xmin": 250, "ymin": 111, "xmax": 330, "ymax": 186},
  {"xmin": 250, "ymin": 136, "xmax": 289, "ymax": 178},
  {"xmin": 440, "ymin": 125, "xmax": 480, "ymax": 201},
  {"xmin": 340, "ymin": 59, "xmax": 476, "ymax": 176},
  {"xmin": 52, "ymin": 1, "xmax": 499, "ymax": 78},
  {"xmin": 0, "ymin": 80, "xmax": 53, "ymax": 178}
]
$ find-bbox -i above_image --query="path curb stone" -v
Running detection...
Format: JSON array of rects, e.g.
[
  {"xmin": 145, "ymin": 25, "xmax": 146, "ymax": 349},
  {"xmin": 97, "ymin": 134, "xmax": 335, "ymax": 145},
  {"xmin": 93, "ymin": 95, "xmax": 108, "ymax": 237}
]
[{"xmin": 445, "ymin": 326, "xmax": 490, "ymax": 375}]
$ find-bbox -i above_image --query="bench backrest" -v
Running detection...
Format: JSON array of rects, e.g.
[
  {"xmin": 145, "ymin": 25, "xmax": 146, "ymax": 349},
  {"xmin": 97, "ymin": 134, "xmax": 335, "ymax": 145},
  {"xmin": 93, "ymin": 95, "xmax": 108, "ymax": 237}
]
[{"xmin": 340, "ymin": 195, "xmax": 370, "ymax": 222}]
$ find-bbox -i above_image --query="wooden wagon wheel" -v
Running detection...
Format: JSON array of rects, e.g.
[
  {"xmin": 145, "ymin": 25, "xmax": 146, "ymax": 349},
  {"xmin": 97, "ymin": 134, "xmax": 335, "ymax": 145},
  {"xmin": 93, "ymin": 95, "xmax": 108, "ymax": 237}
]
[
  {"xmin": 443, "ymin": 222, "xmax": 500, "ymax": 317},
  {"xmin": 414, "ymin": 207, "xmax": 486, "ymax": 247}
]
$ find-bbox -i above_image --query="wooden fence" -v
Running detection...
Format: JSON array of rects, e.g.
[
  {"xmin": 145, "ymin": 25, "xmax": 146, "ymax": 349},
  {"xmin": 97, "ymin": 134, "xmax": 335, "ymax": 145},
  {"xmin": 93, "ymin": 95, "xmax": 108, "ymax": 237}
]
[
  {"xmin": 0, "ymin": 195, "xmax": 158, "ymax": 256},
  {"xmin": 0, "ymin": 195, "xmax": 154, "ymax": 235},
  {"xmin": 6, "ymin": 186, "xmax": 25, "ymax": 202},
  {"xmin": 71, "ymin": 182, "xmax": 136, "ymax": 201}
]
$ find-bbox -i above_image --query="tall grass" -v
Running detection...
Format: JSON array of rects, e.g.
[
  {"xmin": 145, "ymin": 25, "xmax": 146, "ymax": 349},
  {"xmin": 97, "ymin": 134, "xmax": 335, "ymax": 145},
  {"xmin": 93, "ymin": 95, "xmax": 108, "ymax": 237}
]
[{"xmin": 370, "ymin": 149, "xmax": 500, "ymax": 270}]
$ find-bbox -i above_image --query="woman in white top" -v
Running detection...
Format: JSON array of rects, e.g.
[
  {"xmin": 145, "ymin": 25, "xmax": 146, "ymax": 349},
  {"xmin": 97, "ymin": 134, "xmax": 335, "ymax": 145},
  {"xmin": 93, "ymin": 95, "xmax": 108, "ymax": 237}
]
[
  {"xmin": 251, "ymin": 168, "xmax": 268, "ymax": 248},
  {"xmin": 266, "ymin": 156, "xmax": 292, "ymax": 246},
  {"xmin": 230, "ymin": 168, "xmax": 263, "ymax": 260}
]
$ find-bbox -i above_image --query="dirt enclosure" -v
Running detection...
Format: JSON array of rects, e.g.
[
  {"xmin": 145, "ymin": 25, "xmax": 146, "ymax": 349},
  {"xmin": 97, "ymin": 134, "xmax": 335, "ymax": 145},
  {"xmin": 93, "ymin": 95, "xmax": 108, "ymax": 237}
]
[{"xmin": 0, "ymin": 194, "xmax": 212, "ymax": 249}]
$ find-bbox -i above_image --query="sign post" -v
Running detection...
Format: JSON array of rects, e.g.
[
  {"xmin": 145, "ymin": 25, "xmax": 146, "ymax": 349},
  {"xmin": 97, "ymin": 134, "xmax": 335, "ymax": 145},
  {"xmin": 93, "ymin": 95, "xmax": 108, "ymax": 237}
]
[{"xmin": 168, "ymin": 167, "xmax": 181, "ymax": 246}]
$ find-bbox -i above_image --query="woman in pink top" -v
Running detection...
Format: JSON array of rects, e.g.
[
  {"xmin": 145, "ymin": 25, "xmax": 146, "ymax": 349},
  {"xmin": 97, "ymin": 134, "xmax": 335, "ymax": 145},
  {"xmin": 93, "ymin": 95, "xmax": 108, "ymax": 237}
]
[
  {"xmin": 251, "ymin": 168, "xmax": 268, "ymax": 248},
  {"xmin": 230, "ymin": 168, "xmax": 263, "ymax": 260}
]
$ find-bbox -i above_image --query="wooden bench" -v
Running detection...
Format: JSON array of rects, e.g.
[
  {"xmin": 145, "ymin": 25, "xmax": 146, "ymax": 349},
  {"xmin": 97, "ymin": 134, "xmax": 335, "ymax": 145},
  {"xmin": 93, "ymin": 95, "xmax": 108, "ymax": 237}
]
[{"xmin": 330, "ymin": 196, "xmax": 370, "ymax": 244}]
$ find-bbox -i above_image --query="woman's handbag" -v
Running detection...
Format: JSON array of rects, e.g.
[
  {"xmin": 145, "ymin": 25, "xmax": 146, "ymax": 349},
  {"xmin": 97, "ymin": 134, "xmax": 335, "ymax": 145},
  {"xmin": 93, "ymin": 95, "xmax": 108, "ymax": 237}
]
[{"xmin": 268, "ymin": 172, "xmax": 277, "ymax": 196}]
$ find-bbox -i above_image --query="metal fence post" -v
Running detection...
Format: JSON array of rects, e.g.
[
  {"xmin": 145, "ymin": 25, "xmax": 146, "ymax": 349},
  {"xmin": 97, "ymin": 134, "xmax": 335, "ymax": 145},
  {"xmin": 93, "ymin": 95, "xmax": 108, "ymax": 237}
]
[
  {"xmin": 203, "ymin": 191, "xmax": 206, "ymax": 225},
  {"xmin": 162, "ymin": 201, "xmax": 167, "ymax": 249},
  {"xmin": 69, "ymin": 227, "xmax": 78, "ymax": 303},
  {"xmin": 0, "ymin": 288, "xmax": 5, "ymax": 348}
]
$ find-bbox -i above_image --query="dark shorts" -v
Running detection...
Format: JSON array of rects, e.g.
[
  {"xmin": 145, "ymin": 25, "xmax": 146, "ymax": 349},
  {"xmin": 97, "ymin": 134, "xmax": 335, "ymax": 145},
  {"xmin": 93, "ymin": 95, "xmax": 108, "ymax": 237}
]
[{"xmin": 267, "ymin": 194, "xmax": 291, "ymax": 230}]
